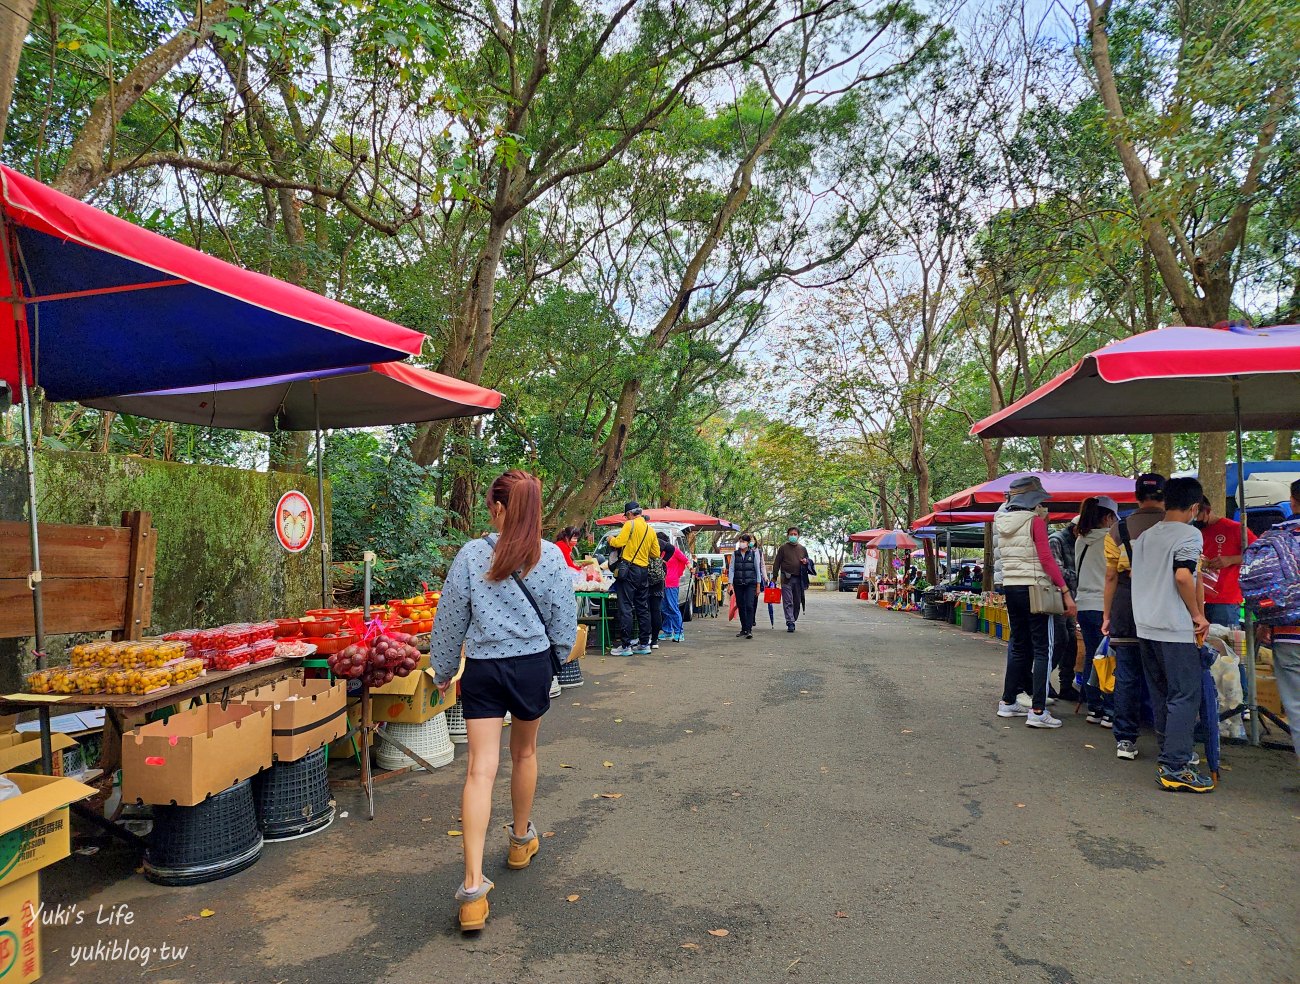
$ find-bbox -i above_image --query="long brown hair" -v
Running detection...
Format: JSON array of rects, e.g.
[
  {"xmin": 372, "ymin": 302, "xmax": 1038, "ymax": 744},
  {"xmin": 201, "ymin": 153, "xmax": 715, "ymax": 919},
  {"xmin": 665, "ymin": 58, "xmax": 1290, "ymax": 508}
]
[
  {"xmin": 1077, "ymin": 495, "xmax": 1116, "ymax": 536},
  {"xmin": 486, "ymin": 470, "xmax": 543, "ymax": 582}
]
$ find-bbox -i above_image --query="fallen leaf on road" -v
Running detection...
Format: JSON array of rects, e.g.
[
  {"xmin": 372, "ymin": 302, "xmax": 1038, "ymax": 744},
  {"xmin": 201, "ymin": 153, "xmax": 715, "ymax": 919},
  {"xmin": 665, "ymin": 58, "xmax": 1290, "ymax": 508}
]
[
  {"xmin": 560, "ymin": 763, "xmax": 574, "ymax": 768},
  {"xmin": 690, "ymin": 806, "xmax": 698, "ymax": 812},
  {"xmin": 731, "ymin": 791, "xmax": 742, "ymax": 797},
  {"xmin": 1083, "ymin": 744, "xmax": 1095, "ymax": 749},
  {"xmin": 681, "ymin": 943, "xmax": 699, "ymax": 950},
  {"xmin": 684, "ymin": 729, "xmax": 694, "ymax": 734},
  {"xmin": 1016, "ymin": 803, "xmax": 1025, "ymax": 808},
  {"xmin": 200, "ymin": 909, "xmax": 215, "ymax": 918},
  {"xmin": 707, "ymin": 928, "xmax": 729, "ymax": 937},
  {"xmin": 603, "ymin": 761, "xmax": 614, "ymax": 768},
  {"xmin": 614, "ymin": 718, "xmax": 623, "ymax": 723},
  {"xmin": 819, "ymin": 766, "xmax": 828, "ymax": 774},
  {"xmin": 420, "ymin": 817, "xmax": 433, "ymax": 822},
  {"xmin": 834, "ymin": 911, "xmax": 848, "ymax": 918},
  {"xmin": 900, "ymin": 729, "xmax": 913, "ymax": 734},
  {"xmin": 543, "ymin": 831, "xmax": 556, "ymax": 838},
  {"xmin": 566, "ymin": 894, "xmax": 580, "ymax": 903},
  {"xmin": 799, "ymin": 689, "xmax": 809, "ymax": 694},
  {"xmin": 723, "ymin": 701, "xmax": 732, "ymax": 705},
  {"xmin": 177, "ymin": 914, "xmax": 201, "ymax": 923},
  {"xmin": 572, "ymin": 702, "xmax": 581, "ymax": 706},
  {"xmin": 596, "ymin": 793, "xmax": 623, "ymax": 799},
  {"xmin": 447, "ymin": 830, "xmax": 462, "ymax": 837},
  {"xmin": 998, "ymin": 840, "xmax": 1011, "ymax": 846}
]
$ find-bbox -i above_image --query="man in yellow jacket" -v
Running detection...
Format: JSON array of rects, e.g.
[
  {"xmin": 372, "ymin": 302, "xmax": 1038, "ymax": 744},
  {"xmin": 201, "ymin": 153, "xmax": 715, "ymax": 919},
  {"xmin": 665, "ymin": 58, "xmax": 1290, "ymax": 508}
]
[{"xmin": 608, "ymin": 501, "xmax": 660, "ymax": 655}]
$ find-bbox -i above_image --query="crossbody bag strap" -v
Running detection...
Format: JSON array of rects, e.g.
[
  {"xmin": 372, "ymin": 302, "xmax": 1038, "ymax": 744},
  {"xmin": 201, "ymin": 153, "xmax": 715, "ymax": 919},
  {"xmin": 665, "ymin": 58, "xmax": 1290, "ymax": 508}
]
[
  {"xmin": 509, "ymin": 572, "xmax": 552, "ymax": 645},
  {"xmin": 1118, "ymin": 517, "xmax": 1132, "ymax": 563}
]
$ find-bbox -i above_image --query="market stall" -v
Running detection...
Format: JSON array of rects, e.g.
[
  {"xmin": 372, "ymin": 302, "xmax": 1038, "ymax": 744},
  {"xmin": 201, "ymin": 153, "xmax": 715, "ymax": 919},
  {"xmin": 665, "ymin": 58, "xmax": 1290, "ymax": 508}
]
[
  {"xmin": 0, "ymin": 164, "xmax": 425, "ymax": 774},
  {"xmin": 972, "ymin": 322, "xmax": 1300, "ymax": 747}
]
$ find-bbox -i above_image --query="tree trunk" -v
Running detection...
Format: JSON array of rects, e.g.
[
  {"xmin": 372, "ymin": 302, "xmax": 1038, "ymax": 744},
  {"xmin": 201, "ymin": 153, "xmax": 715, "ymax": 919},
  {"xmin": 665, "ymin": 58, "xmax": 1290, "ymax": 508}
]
[
  {"xmin": 1151, "ymin": 433, "xmax": 1175, "ymax": 476},
  {"xmin": 53, "ymin": 0, "xmax": 230, "ymax": 198},
  {"xmin": 269, "ymin": 432, "xmax": 310, "ymax": 473},
  {"xmin": 554, "ymin": 379, "xmax": 640, "ymax": 528},
  {"xmin": 1275, "ymin": 430, "xmax": 1293, "ymax": 460},
  {"xmin": 1200, "ymin": 431, "xmax": 1229, "ymax": 514},
  {"xmin": 0, "ymin": 0, "xmax": 36, "ymax": 146},
  {"xmin": 910, "ymin": 412, "xmax": 930, "ymax": 511},
  {"xmin": 1038, "ymin": 436, "xmax": 1055, "ymax": 471}
]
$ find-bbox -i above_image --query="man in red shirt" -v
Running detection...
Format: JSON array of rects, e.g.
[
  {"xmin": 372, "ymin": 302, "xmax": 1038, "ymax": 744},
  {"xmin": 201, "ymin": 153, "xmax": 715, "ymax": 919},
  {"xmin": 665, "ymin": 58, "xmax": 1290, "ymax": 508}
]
[{"xmin": 1196, "ymin": 496, "xmax": 1256, "ymax": 628}]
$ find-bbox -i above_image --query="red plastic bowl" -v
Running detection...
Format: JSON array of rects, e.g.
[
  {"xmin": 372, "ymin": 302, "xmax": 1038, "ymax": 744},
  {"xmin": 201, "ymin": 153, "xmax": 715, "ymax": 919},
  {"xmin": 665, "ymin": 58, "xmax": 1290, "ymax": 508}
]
[
  {"xmin": 274, "ymin": 618, "xmax": 302, "ymax": 637},
  {"xmin": 302, "ymin": 618, "xmax": 341, "ymax": 638}
]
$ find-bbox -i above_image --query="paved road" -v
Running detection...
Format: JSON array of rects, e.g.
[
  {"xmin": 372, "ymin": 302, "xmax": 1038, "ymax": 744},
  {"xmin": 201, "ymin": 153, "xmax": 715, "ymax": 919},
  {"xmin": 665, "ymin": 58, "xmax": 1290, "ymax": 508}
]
[{"xmin": 44, "ymin": 592, "xmax": 1299, "ymax": 983}]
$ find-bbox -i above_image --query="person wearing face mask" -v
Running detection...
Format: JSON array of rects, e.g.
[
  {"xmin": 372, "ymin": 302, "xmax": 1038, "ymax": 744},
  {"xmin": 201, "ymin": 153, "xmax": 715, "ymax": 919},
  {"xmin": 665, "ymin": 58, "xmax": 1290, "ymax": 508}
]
[
  {"xmin": 1195, "ymin": 495, "xmax": 1255, "ymax": 629},
  {"xmin": 771, "ymin": 527, "xmax": 813, "ymax": 632},
  {"xmin": 728, "ymin": 534, "xmax": 765, "ymax": 639}
]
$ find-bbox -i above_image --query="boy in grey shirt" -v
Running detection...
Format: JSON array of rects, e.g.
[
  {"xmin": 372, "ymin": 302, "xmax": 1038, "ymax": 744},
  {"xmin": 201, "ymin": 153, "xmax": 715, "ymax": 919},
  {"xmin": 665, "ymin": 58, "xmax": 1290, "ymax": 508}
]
[{"xmin": 1131, "ymin": 476, "xmax": 1212, "ymax": 793}]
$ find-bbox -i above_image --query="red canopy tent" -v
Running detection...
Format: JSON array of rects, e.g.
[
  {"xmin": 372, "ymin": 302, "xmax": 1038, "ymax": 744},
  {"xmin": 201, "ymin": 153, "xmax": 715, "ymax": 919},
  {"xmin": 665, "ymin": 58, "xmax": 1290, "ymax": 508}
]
[
  {"xmin": 0, "ymin": 165, "xmax": 427, "ymax": 774},
  {"xmin": 86, "ymin": 363, "xmax": 503, "ymax": 606},
  {"xmin": 594, "ymin": 508, "xmax": 738, "ymax": 532},
  {"xmin": 848, "ymin": 528, "xmax": 891, "ymax": 543},
  {"xmin": 912, "ymin": 510, "xmax": 1081, "ymax": 528},
  {"xmin": 972, "ymin": 323, "xmax": 1300, "ymax": 746},
  {"xmin": 931, "ymin": 472, "xmax": 1138, "ymax": 513}
]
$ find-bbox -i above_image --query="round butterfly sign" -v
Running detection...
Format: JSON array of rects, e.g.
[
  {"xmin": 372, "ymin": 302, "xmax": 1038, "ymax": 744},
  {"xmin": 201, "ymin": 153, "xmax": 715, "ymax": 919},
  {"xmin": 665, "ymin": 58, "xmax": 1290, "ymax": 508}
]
[{"xmin": 275, "ymin": 490, "xmax": 315, "ymax": 553}]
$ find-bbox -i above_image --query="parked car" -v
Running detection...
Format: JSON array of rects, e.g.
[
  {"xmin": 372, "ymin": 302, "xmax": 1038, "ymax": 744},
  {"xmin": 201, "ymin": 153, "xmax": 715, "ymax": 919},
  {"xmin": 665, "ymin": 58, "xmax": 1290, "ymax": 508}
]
[
  {"xmin": 838, "ymin": 563, "xmax": 866, "ymax": 592},
  {"xmin": 595, "ymin": 522, "xmax": 694, "ymax": 621}
]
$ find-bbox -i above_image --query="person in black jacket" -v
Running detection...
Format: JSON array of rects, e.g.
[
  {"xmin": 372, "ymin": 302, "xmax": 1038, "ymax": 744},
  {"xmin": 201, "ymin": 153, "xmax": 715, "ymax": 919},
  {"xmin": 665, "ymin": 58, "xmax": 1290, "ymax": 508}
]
[{"xmin": 728, "ymin": 534, "xmax": 765, "ymax": 639}]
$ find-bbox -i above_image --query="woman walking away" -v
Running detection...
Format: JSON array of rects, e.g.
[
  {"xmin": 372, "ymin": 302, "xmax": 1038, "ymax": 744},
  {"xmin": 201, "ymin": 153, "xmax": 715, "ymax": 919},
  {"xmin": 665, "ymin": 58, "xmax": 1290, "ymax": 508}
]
[
  {"xmin": 995, "ymin": 485, "xmax": 1077, "ymax": 728},
  {"xmin": 660, "ymin": 534, "xmax": 690, "ymax": 643},
  {"xmin": 1074, "ymin": 496, "xmax": 1119, "ymax": 726},
  {"xmin": 428, "ymin": 470, "xmax": 578, "ymax": 932},
  {"xmin": 648, "ymin": 532, "xmax": 668, "ymax": 649}
]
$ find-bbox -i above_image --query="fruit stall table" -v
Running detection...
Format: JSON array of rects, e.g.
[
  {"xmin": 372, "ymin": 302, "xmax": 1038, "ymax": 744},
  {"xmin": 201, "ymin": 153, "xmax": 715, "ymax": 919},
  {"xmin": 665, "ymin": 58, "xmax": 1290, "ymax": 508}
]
[
  {"xmin": 576, "ymin": 589, "xmax": 614, "ymax": 657},
  {"xmin": 0, "ymin": 655, "xmax": 307, "ymax": 773}
]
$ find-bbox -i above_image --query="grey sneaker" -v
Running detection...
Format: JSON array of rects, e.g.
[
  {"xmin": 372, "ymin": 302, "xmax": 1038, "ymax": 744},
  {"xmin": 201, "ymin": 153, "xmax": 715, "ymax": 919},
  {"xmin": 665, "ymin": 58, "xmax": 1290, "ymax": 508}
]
[
  {"xmin": 997, "ymin": 701, "xmax": 1029, "ymax": 718},
  {"xmin": 1116, "ymin": 740, "xmax": 1138, "ymax": 760},
  {"xmin": 609, "ymin": 646, "xmax": 632, "ymax": 657},
  {"xmin": 633, "ymin": 644, "xmax": 652, "ymax": 655},
  {"xmin": 548, "ymin": 676, "xmax": 562, "ymax": 699},
  {"xmin": 1026, "ymin": 710, "xmax": 1063, "ymax": 729}
]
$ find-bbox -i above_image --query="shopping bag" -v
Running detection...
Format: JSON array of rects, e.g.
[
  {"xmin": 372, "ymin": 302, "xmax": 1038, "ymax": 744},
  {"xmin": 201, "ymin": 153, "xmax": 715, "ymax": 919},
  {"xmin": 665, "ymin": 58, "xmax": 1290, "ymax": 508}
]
[
  {"xmin": 728, "ymin": 591, "xmax": 738, "ymax": 621},
  {"xmin": 1091, "ymin": 637, "xmax": 1116, "ymax": 694},
  {"xmin": 763, "ymin": 582, "xmax": 782, "ymax": 604}
]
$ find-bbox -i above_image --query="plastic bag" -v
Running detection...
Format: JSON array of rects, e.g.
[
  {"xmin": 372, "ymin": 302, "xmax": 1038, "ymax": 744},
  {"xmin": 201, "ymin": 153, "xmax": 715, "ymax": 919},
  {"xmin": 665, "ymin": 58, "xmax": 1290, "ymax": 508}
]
[{"xmin": 0, "ymin": 777, "xmax": 21, "ymax": 803}]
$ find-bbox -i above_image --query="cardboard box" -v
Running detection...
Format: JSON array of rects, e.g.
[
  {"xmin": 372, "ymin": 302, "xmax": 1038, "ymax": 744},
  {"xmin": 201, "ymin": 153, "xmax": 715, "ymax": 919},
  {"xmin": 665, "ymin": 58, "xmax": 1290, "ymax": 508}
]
[
  {"xmin": 122, "ymin": 704, "xmax": 271, "ymax": 807},
  {"xmin": 0, "ymin": 734, "xmax": 78, "ymax": 778},
  {"xmin": 568, "ymin": 625, "xmax": 588, "ymax": 663},
  {"xmin": 1256, "ymin": 673, "xmax": 1287, "ymax": 722},
  {"xmin": 370, "ymin": 669, "xmax": 456, "ymax": 724},
  {"xmin": 238, "ymin": 679, "xmax": 347, "ymax": 762},
  {"xmin": 328, "ymin": 699, "xmax": 363, "ymax": 760},
  {"xmin": 0, "ymin": 873, "xmax": 41, "ymax": 983},
  {"xmin": 0, "ymin": 774, "xmax": 97, "ymax": 891},
  {"xmin": 17, "ymin": 711, "xmax": 105, "ymax": 778}
]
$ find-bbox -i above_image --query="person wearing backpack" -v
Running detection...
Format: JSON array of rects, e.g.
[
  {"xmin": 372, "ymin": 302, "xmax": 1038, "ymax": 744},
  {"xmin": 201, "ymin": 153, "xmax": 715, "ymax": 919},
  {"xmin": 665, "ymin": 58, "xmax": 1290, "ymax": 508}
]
[
  {"xmin": 607, "ymin": 502, "xmax": 660, "ymax": 656},
  {"xmin": 648, "ymin": 532, "xmax": 670, "ymax": 650},
  {"xmin": 1239, "ymin": 480, "xmax": 1300, "ymax": 762},
  {"xmin": 1103, "ymin": 473, "xmax": 1166, "ymax": 761}
]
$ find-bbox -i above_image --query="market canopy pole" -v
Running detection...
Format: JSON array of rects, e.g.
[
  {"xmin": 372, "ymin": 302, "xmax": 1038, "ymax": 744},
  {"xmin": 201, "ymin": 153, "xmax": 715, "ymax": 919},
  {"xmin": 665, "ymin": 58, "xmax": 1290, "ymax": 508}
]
[{"xmin": 313, "ymin": 379, "xmax": 328, "ymax": 610}]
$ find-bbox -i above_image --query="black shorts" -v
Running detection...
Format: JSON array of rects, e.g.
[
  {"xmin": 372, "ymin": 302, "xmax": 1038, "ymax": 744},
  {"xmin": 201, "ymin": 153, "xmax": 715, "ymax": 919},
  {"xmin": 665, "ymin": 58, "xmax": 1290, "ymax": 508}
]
[{"xmin": 460, "ymin": 650, "xmax": 552, "ymax": 721}]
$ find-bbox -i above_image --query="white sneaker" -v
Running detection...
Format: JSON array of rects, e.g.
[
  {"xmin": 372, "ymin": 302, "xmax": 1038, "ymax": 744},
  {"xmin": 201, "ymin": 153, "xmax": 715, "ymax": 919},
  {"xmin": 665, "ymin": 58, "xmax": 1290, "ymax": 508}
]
[
  {"xmin": 1026, "ymin": 710, "xmax": 1062, "ymax": 729},
  {"xmin": 549, "ymin": 676, "xmax": 562, "ymax": 699},
  {"xmin": 997, "ymin": 701, "xmax": 1029, "ymax": 718},
  {"xmin": 1116, "ymin": 740, "xmax": 1138, "ymax": 760},
  {"xmin": 502, "ymin": 712, "xmax": 512, "ymax": 727},
  {"xmin": 1016, "ymin": 692, "xmax": 1055, "ymax": 708}
]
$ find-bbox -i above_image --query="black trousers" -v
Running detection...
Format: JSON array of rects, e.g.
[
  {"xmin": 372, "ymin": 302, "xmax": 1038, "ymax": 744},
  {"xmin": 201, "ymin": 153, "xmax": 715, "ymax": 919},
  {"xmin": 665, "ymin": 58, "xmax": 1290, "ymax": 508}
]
[
  {"xmin": 615, "ymin": 564, "xmax": 651, "ymax": 646},
  {"xmin": 735, "ymin": 584, "xmax": 759, "ymax": 633},
  {"xmin": 1002, "ymin": 585, "xmax": 1052, "ymax": 710},
  {"xmin": 650, "ymin": 589, "xmax": 664, "ymax": 640}
]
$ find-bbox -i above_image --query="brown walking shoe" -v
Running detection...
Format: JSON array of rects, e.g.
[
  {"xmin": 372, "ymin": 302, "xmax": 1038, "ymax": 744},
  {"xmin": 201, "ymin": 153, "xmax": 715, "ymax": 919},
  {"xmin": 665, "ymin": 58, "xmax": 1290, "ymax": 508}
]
[
  {"xmin": 506, "ymin": 821, "xmax": 539, "ymax": 870},
  {"xmin": 456, "ymin": 879, "xmax": 493, "ymax": 932}
]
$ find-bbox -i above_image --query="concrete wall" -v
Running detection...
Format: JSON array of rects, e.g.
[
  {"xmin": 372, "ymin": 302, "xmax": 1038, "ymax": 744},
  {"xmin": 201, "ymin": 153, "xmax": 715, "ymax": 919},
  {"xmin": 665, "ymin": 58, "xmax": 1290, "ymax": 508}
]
[{"xmin": 0, "ymin": 450, "xmax": 329, "ymax": 687}]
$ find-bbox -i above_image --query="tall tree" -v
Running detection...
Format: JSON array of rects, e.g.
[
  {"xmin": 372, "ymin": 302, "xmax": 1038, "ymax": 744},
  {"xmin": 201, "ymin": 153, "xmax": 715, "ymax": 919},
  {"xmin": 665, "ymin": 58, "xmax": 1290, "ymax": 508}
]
[{"xmin": 1082, "ymin": 0, "xmax": 1300, "ymax": 508}]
